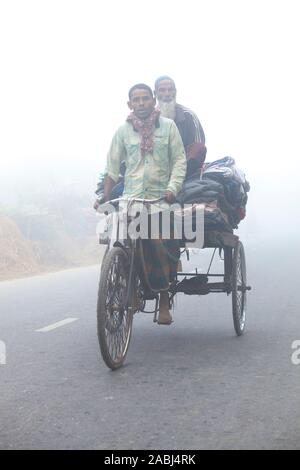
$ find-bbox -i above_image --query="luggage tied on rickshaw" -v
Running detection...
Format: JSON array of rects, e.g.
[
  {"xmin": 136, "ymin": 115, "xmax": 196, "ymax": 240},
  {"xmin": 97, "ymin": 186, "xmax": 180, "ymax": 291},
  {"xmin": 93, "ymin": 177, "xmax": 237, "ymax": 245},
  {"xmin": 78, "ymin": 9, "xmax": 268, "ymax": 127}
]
[{"xmin": 176, "ymin": 156, "xmax": 250, "ymax": 232}]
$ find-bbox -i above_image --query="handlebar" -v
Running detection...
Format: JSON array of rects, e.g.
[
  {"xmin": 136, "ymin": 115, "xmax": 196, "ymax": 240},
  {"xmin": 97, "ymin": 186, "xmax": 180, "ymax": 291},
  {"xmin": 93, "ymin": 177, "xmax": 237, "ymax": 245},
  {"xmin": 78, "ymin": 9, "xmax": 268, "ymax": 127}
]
[
  {"xmin": 95, "ymin": 196, "xmax": 166, "ymax": 213},
  {"xmin": 107, "ymin": 196, "xmax": 165, "ymax": 204}
]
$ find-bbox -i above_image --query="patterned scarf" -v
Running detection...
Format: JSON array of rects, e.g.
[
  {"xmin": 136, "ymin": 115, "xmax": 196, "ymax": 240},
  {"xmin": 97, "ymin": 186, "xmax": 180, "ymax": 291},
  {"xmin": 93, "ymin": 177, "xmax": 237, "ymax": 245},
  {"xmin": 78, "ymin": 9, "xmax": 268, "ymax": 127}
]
[{"xmin": 127, "ymin": 109, "xmax": 160, "ymax": 156}]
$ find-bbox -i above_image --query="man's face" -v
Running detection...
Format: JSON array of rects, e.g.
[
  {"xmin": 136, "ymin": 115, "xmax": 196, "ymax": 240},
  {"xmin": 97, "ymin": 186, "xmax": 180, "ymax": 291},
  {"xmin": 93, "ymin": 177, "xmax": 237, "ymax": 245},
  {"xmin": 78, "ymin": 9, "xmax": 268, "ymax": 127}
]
[
  {"xmin": 128, "ymin": 88, "xmax": 156, "ymax": 120},
  {"xmin": 155, "ymin": 79, "xmax": 176, "ymax": 103}
]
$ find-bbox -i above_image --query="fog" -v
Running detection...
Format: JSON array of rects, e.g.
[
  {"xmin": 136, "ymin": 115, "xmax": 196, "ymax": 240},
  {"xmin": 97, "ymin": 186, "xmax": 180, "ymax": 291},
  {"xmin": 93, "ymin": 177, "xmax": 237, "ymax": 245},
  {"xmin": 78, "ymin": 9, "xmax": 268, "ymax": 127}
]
[{"xmin": 1, "ymin": 0, "xmax": 300, "ymax": 274}]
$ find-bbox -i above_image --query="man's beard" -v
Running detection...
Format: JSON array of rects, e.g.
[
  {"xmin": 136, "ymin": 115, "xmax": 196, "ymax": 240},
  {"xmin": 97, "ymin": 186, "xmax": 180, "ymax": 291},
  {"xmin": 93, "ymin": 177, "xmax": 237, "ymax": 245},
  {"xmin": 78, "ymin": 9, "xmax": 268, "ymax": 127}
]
[{"xmin": 158, "ymin": 99, "xmax": 176, "ymax": 120}]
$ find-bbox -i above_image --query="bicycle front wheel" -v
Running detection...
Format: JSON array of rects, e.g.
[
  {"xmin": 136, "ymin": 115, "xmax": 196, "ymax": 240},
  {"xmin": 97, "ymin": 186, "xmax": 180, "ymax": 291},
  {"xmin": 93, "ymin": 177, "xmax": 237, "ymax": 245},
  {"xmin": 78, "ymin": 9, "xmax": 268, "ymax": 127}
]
[{"xmin": 97, "ymin": 247, "xmax": 133, "ymax": 370}]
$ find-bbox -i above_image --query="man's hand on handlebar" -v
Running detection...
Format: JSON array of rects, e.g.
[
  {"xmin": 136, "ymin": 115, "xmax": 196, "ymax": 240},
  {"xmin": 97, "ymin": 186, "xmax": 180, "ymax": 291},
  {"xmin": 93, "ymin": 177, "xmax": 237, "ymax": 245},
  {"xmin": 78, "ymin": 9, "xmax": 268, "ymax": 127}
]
[
  {"xmin": 93, "ymin": 196, "xmax": 105, "ymax": 211},
  {"xmin": 164, "ymin": 191, "xmax": 176, "ymax": 204}
]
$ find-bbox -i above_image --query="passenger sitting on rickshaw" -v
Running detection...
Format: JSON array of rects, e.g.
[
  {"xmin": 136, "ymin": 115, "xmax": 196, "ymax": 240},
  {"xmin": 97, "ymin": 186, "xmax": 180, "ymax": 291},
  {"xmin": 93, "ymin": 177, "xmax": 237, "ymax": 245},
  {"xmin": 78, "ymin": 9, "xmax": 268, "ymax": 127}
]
[
  {"xmin": 154, "ymin": 75, "xmax": 207, "ymax": 179},
  {"xmin": 97, "ymin": 83, "xmax": 186, "ymax": 325}
]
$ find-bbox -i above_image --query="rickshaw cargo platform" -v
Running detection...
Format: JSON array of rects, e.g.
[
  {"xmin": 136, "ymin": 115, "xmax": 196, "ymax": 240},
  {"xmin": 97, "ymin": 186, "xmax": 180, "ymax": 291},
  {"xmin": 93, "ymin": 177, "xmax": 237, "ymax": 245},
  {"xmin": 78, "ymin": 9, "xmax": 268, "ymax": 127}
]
[{"xmin": 171, "ymin": 230, "xmax": 251, "ymax": 297}]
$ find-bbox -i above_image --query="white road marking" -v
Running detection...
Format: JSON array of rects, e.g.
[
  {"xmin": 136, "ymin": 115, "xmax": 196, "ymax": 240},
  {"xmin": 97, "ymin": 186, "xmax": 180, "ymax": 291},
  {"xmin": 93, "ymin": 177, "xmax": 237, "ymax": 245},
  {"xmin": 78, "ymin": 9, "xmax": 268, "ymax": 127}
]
[{"xmin": 35, "ymin": 317, "xmax": 78, "ymax": 332}]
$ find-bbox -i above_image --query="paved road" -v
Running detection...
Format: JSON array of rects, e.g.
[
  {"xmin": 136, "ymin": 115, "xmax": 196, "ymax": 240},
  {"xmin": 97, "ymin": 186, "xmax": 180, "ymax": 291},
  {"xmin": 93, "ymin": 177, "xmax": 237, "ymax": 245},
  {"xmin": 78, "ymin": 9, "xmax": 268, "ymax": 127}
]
[{"xmin": 0, "ymin": 241, "xmax": 300, "ymax": 449}]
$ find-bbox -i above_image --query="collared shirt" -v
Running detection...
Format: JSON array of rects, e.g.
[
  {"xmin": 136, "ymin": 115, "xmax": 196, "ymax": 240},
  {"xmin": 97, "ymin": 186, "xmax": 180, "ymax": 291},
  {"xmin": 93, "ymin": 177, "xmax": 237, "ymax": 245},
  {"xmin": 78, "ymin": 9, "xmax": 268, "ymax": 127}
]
[
  {"xmin": 175, "ymin": 104, "xmax": 206, "ymax": 151},
  {"xmin": 106, "ymin": 116, "xmax": 186, "ymax": 199}
]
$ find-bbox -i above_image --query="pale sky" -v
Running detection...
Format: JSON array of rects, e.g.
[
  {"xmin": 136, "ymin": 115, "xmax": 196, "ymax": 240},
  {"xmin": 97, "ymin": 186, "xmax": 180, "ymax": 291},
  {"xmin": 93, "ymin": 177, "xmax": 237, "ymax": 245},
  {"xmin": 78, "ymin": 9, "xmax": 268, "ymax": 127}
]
[{"xmin": 0, "ymin": 0, "xmax": 299, "ymax": 220}]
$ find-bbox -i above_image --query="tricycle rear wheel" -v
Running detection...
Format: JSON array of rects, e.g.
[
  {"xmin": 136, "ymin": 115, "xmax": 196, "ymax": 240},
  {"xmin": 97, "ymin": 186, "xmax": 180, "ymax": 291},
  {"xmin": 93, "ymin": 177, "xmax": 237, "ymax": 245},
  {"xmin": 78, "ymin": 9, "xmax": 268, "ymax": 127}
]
[{"xmin": 232, "ymin": 241, "xmax": 247, "ymax": 336}]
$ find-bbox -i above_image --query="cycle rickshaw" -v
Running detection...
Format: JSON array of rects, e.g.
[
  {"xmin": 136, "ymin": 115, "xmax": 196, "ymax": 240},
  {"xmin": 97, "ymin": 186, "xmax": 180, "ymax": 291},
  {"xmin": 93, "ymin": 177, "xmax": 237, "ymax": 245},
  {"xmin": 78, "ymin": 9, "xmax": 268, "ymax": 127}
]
[{"xmin": 96, "ymin": 197, "xmax": 251, "ymax": 370}]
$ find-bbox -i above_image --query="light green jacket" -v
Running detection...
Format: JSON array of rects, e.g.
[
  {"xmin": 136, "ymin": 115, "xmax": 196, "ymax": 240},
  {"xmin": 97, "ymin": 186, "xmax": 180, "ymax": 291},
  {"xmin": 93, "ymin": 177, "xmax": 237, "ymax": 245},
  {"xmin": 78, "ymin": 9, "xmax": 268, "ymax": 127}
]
[{"xmin": 106, "ymin": 116, "xmax": 186, "ymax": 199}]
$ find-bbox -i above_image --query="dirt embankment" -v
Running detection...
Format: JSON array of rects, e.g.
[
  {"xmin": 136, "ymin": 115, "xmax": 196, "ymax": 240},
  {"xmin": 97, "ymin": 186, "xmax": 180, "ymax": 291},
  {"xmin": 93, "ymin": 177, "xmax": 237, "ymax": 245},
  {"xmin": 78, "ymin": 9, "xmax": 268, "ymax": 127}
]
[
  {"xmin": 0, "ymin": 212, "xmax": 102, "ymax": 281},
  {"xmin": 0, "ymin": 216, "xmax": 40, "ymax": 280}
]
